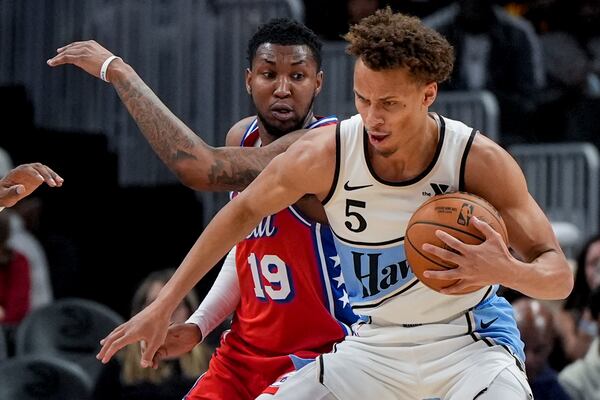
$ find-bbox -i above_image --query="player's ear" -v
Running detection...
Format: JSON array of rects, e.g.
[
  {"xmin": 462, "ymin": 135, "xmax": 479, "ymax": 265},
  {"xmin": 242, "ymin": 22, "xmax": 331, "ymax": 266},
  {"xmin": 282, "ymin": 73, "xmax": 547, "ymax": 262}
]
[
  {"xmin": 423, "ymin": 82, "xmax": 437, "ymax": 108},
  {"xmin": 314, "ymin": 70, "xmax": 324, "ymax": 96},
  {"xmin": 245, "ymin": 68, "xmax": 252, "ymax": 95}
]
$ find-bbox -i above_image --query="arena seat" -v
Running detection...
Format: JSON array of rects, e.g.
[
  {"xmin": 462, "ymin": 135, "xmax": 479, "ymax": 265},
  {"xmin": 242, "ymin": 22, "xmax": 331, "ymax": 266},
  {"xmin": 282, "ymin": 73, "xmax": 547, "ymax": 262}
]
[
  {"xmin": 0, "ymin": 325, "xmax": 7, "ymax": 361},
  {"xmin": 14, "ymin": 298, "xmax": 124, "ymax": 386},
  {"xmin": 0, "ymin": 354, "xmax": 93, "ymax": 400}
]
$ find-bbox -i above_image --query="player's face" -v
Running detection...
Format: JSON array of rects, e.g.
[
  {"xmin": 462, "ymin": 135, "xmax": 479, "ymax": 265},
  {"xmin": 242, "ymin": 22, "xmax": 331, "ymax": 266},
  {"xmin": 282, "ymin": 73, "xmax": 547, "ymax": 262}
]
[
  {"xmin": 353, "ymin": 59, "xmax": 436, "ymax": 157},
  {"xmin": 246, "ymin": 44, "xmax": 323, "ymax": 138}
]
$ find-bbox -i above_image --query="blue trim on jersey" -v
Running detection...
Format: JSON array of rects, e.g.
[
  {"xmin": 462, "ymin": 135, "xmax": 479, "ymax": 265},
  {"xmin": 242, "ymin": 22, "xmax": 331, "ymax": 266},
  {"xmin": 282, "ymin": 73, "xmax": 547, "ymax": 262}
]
[
  {"xmin": 311, "ymin": 224, "xmax": 358, "ymax": 334},
  {"xmin": 240, "ymin": 119, "xmax": 259, "ymax": 146},
  {"xmin": 288, "ymin": 205, "xmax": 312, "ymax": 227},
  {"xmin": 307, "ymin": 115, "xmax": 337, "ymax": 129},
  {"xmin": 289, "ymin": 354, "xmax": 316, "ymax": 370},
  {"xmin": 471, "ymin": 291, "xmax": 525, "ymax": 363}
]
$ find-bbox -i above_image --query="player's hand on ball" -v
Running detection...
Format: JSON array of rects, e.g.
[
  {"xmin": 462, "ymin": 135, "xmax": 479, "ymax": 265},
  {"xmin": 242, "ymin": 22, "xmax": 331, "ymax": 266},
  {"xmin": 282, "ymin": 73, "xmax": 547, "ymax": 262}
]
[{"xmin": 422, "ymin": 216, "xmax": 513, "ymax": 294}]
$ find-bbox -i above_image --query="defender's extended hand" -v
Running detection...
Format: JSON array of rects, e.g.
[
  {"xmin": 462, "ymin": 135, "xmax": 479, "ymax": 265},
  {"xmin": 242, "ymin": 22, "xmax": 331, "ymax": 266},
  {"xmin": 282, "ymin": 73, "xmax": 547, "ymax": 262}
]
[{"xmin": 47, "ymin": 40, "xmax": 120, "ymax": 81}]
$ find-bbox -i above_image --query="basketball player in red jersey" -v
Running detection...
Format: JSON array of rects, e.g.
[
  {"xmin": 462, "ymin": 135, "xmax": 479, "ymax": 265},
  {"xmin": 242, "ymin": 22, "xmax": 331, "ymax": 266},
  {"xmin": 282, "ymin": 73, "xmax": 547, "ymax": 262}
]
[{"xmin": 48, "ymin": 19, "xmax": 358, "ymax": 399}]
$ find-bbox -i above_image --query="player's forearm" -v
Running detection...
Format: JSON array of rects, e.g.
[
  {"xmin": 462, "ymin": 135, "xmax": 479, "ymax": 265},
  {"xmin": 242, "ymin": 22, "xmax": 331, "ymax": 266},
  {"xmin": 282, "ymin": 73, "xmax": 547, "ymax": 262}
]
[
  {"xmin": 109, "ymin": 62, "xmax": 304, "ymax": 191},
  {"xmin": 109, "ymin": 63, "xmax": 217, "ymax": 188},
  {"xmin": 155, "ymin": 197, "xmax": 263, "ymax": 314},
  {"xmin": 504, "ymin": 249, "xmax": 573, "ymax": 300},
  {"xmin": 186, "ymin": 248, "xmax": 239, "ymax": 339}
]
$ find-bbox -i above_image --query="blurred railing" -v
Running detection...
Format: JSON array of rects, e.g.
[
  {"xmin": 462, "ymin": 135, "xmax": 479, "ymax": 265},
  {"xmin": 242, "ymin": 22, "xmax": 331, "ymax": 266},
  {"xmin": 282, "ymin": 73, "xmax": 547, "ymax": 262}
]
[{"xmin": 510, "ymin": 142, "xmax": 600, "ymax": 258}]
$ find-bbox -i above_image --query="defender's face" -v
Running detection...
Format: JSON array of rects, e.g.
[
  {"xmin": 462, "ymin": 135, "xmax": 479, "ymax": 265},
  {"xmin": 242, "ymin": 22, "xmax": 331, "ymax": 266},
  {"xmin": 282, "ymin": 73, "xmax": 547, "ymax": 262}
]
[
  {"xmin": 353, "ymin": 59, "xmax": 436, "ymax": 156},
  {"xmin": 246, "ymin": 44, "xmax": 323, "ymax": 137}
]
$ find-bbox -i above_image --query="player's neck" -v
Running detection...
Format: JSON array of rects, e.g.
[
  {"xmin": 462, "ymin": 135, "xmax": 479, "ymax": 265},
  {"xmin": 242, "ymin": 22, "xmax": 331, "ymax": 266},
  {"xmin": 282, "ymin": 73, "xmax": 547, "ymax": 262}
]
[{"xmin": 369, "ymin": 116, "xmax": 440, "ymax": 182}]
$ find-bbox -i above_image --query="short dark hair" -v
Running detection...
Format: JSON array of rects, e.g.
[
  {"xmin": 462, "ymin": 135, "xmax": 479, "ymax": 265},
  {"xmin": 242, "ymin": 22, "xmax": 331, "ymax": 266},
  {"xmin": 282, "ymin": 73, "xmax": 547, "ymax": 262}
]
[
  {"xmin": 247, "ymin": 18, "xmax": 323, "ymax": 69},
  {"xmin": 344, "ymin": 7, "xmax": 454, "ymax": 84}
]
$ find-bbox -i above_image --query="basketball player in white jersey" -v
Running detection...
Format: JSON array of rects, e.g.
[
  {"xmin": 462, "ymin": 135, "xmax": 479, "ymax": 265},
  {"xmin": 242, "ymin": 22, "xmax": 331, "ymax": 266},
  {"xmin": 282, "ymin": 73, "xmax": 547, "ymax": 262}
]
[{"xmin": 96, "ymin": 8, "xmax": 573, "ymax": 399}]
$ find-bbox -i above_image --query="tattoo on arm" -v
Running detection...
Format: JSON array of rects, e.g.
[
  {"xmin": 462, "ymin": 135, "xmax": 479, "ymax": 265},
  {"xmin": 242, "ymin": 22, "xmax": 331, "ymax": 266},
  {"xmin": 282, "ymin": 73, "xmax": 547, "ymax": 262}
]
[
  {"xmin": 113, "ymin": 76, "xmax": 201, "ymax": 167},
  {"xmin": 112, "ymin": 72, "xmax": 297, "ymax": 191},
  {"xmin": 207, "ymin": 149, "xmax": 265, "ymax": 190}
]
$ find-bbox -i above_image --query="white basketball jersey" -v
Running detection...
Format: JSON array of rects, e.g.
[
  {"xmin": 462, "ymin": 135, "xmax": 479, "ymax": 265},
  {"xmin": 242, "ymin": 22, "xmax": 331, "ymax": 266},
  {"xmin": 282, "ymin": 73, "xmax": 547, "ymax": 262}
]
[{"xmin": 322, "ymin": 113, "xmax": 496, "ymax": 325}]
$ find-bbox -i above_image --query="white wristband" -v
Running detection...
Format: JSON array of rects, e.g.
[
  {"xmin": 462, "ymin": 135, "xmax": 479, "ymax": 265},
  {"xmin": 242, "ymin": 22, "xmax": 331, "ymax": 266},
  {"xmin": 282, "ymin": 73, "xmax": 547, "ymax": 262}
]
[{"xmin": 100, "ymin": 55, "xmax": 121, "ymax": 83}]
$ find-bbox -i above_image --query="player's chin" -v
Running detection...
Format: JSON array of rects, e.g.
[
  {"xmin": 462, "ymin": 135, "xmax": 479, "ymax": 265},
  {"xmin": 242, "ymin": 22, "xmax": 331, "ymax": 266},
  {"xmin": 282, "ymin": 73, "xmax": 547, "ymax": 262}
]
[{"xmin": 271, "ymin": 117, "xmax": 301, "ymax": 132}]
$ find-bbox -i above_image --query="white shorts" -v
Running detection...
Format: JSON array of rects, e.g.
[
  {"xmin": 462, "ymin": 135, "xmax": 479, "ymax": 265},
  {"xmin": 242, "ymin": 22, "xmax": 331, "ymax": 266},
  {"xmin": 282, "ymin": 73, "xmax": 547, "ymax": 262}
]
[{"xmin": 265, "ymin": 320, "xmax": 532, "ymax": 400}]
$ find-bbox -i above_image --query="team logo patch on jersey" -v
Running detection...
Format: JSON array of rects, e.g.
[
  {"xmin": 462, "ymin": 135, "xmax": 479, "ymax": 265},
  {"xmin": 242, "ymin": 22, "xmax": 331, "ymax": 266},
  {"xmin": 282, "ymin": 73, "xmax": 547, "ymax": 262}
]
[
  {"xmin": 343, "ymin": 180, "xmax": 373, "ymax": 191},
  {"xmin": 422, "ymin": 183, "xmax": 451, "ymax": 196},
  {"xmin": 430, "ymin": 182, "xmax": 450, "ymax": 195}
]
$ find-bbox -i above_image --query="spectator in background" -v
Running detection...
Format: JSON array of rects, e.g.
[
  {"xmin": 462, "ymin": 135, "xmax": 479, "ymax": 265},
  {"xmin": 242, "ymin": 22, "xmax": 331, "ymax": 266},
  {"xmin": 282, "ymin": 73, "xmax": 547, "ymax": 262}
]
[
  {"xmin": 346, "ymin": 0, "xmax": 380, "ymax": 25},
  {"xmin": 517, "ymin": 0, "xmax": 600, "ymax": 146},
  {"xmin": 424, "ymin": 0, "xmax": 546, "ymax": 144},
  {"xmin": 0, "ymin": 211, "xmax": 31, "ymax": 325},
  {"xmin": 559, "ymin": 286, "xmax": 600, "ymax": 399},
  {"xmin": 92, "ymin": 269, "xmax": 211, "ymax": 400},
  {"xmin": 514, "ymin": 297, "xmax": 571, "ymax": 400},
  {"xmin": 7, "ymin": 208, "xmax": 53, "ymax": 310},
  {"xmin": 554, "ymin": 234, "xmax": 600, "ymax": 371},
  {"xmin": 303, "ymin": 0, "xmax": 454, "ymax": 40}
]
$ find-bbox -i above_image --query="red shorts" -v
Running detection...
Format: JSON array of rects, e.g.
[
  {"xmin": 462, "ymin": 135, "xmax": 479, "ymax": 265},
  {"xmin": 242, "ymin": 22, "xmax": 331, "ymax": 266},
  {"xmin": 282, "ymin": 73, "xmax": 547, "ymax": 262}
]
[{"xmin": 183, "ymin": 332, "xmax": 317, "ymax": 400}]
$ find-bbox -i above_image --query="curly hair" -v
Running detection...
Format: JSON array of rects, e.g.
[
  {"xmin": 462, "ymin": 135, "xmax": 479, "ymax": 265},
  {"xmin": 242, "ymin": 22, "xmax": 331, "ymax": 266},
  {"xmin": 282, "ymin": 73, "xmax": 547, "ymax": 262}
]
[
  {"xmin": 344, "ymin": 8, "xmax": 454, "ymax": 84},
  {"xmin": 247, "ymin": 18, "xmax": 323, "ymax": 69}
]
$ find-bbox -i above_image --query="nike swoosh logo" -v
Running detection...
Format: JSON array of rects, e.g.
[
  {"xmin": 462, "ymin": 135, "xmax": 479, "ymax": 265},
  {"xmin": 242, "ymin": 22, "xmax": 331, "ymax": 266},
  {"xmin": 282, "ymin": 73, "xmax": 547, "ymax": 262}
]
[
  {"xmin": 344, "ymin": 181, "xmax": 373, "ymax": 191},
  {"xmin": 480, "ymin": 317, "xmax": 498, "ymax": 329}
]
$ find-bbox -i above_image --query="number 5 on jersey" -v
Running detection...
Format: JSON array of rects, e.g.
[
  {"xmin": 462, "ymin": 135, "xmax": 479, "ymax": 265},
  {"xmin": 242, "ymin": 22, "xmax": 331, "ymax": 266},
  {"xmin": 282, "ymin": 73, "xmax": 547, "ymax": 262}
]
[{"xmin": 247, "ymin": 253, "xmax": 293, "ymax": 301}]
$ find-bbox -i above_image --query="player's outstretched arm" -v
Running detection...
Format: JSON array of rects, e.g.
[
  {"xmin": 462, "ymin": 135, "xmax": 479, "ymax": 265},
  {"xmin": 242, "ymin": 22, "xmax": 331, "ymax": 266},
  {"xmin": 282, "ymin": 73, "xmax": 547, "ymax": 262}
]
[
  {"xmin": 46, "ymin": 40, "xmax": 307, "ymax": 192},
  {"xmin": 0, "ymin": 163, "xmax": 63, "ymax": 208},
  {"xmin": 151, "ymin": 247, "xmax": 240, "ymax": 367},
  {"xmin": 97, "ymin": 126, "xmax": 336, "ymax": 367}
]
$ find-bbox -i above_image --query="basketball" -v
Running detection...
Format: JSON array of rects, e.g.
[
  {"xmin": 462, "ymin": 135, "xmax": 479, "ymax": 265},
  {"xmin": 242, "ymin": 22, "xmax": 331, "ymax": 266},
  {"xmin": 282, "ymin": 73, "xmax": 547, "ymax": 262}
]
[{"xmin": 405, "ymin": 192, "xmax": 508, "ymax": 294}]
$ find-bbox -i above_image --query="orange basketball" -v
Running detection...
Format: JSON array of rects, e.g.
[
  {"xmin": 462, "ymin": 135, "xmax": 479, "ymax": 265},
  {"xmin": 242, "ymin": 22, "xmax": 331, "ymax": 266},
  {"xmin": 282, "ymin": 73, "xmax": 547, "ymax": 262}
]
[{"xmin": 404, "ymin": 192, "xmax": 508, "ymax": 294}]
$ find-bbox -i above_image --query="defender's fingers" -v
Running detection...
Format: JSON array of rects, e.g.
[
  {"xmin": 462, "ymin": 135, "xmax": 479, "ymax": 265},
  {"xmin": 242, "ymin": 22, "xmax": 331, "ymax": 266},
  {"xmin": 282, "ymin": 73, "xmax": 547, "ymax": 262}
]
[{"xmin": 56, "ymin": 41, "xmax": 87, "ymax": 53}]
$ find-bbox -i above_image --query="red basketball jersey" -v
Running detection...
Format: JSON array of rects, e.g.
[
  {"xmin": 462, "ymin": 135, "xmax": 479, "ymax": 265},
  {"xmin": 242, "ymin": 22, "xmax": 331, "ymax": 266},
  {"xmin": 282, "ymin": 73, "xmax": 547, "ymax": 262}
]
[
  {"xmin": 233, "ymin": 116, "xmax": 354, "ymax": 354},
  {"xmin": 185, "ymin": 116, "xmax": 356, "ymax": 400}
]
